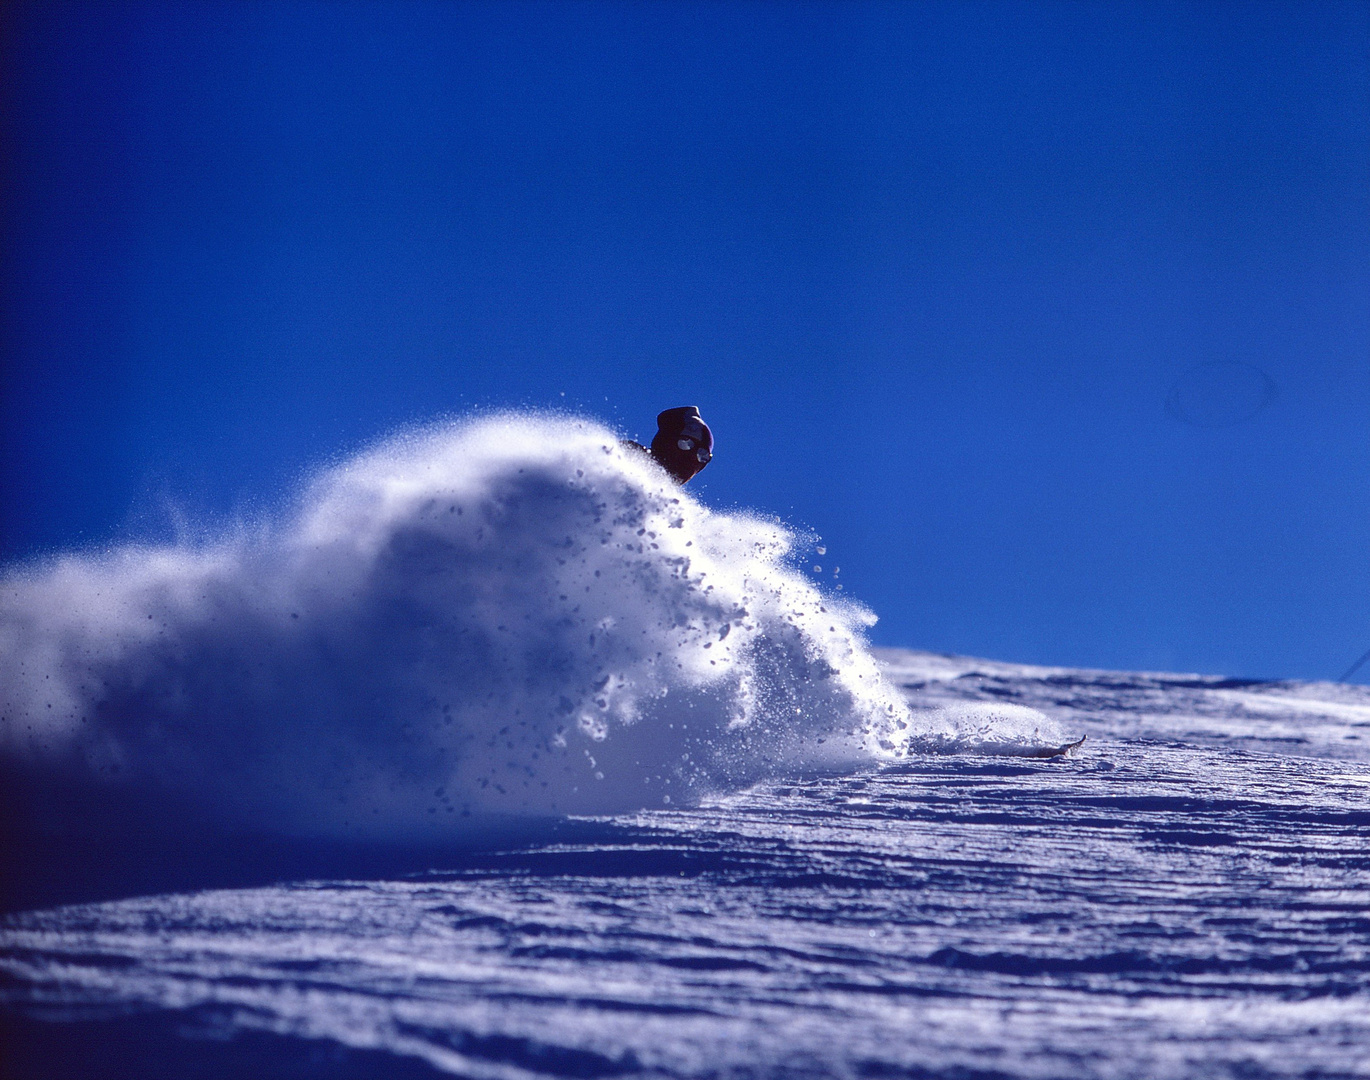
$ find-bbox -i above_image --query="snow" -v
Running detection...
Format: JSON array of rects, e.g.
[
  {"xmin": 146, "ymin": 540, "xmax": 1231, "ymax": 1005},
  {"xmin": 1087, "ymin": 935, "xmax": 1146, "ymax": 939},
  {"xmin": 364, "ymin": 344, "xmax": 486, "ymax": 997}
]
[
  {"xmin": 3, "ymin": 415, "xmax": 1368, "ymax": 1077},
  {"xmin": 4, "ymin": 649, "xmax": 1370, "ymax": 1079}
]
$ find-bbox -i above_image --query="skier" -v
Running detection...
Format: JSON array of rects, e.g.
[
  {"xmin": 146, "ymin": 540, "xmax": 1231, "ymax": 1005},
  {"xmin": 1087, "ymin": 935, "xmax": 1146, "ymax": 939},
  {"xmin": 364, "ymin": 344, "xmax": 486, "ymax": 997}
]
[{"xmin": 623, "ymin": 406, "xmax": 713, "ymax": 484}]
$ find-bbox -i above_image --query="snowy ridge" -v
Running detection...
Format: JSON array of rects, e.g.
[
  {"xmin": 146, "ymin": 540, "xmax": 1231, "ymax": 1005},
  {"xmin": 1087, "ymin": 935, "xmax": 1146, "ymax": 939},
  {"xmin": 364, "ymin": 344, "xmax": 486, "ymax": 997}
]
[{"xmin": 879, "ymin": 647, "xmax": 1370, "ymax": 763}]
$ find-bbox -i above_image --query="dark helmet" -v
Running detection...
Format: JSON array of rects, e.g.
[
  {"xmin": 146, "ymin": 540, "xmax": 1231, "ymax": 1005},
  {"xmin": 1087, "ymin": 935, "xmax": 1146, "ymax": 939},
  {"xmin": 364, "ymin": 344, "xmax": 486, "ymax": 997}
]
[{"xmin": 650, "ymin": 406, "xmax": 713, "ymax": 484}]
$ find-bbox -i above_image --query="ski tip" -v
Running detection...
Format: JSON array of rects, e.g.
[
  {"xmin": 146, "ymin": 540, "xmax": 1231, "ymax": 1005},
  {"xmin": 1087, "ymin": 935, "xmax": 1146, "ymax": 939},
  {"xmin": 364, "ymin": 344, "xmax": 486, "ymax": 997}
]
[{"xmin": 1025, "ymin": 734, "xmax": 1086, "ymax": 759}]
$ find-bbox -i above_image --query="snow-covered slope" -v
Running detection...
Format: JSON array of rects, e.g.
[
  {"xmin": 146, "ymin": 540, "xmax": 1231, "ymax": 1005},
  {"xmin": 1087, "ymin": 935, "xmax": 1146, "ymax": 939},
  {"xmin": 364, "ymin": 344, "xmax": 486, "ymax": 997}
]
[{"xmin": 4, "ymin": 649, "xmax": 1370, "ymax": 1080}]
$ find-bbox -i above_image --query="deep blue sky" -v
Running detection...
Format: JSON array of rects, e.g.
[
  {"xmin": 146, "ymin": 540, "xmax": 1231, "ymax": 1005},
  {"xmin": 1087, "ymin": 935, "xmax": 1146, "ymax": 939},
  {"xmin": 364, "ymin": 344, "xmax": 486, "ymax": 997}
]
[{"xmin": 2, "ymin": 1, "xmax": 1367, "ymax": 680}]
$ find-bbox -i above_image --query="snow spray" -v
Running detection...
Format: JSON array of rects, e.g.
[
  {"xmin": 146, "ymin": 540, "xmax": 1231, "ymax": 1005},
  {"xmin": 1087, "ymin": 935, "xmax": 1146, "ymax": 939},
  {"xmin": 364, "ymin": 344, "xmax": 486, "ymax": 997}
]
[{"xmin": 1, "ymin": 415, "xmax": 924, "ymax": 839}]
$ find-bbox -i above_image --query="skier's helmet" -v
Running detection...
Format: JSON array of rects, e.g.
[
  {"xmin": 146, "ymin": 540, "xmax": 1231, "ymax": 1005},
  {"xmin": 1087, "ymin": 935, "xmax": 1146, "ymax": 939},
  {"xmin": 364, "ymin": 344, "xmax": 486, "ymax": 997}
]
[{"xmin": 650, "ymin": 406, "xmax": 713, "ymax": 484}]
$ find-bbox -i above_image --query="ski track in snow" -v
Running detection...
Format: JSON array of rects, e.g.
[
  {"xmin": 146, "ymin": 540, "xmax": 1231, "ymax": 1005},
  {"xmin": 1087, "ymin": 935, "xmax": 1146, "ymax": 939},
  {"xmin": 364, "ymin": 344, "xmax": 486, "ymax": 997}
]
[{"xmin": 4, "ymin": 648, "xmax": 1370, "ymax": 1080}]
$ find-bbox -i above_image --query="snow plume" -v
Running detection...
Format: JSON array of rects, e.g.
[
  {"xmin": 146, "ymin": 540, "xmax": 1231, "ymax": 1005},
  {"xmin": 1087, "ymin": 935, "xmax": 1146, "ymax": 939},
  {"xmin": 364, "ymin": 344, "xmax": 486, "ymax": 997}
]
[{"xmin": 0, "ymin": 415, "xmax": 914, "ymax": 840}]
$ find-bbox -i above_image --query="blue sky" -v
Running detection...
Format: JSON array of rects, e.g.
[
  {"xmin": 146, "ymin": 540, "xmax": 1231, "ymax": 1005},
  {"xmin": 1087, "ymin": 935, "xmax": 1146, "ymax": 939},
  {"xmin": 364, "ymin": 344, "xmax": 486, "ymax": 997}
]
[{"xmin": 2, "ymin": 1, "xmax": 1367, "ymax": 680}]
